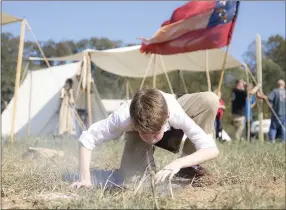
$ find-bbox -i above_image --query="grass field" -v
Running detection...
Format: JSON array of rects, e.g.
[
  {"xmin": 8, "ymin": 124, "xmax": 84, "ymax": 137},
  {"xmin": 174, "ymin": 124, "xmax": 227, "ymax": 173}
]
[{"xmin": 1, "ymin": 136, "xmax": 285, "ymax": 209}]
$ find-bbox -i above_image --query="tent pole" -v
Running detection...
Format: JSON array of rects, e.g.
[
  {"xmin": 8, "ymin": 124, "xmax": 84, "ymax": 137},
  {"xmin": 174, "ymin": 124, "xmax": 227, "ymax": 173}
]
[
  {"xmin": 140, "ymin": 54, "xmax": 154, "ymax": 89},
  {"xmin": 129, "ymin": 81, "xmax": 134, "ymax": 97},
  {"xmin": 217, "ymin": 45, "xmax": 231, "ymax": 95},
  {"xmin": 10, "ymin": 19, "xmax": 26, "ymax": 143},
  {"xmin": 159, "ymin": 55, "xmax": 174, "ymax": 95},
  {"xmin": 125, "ymin": 78, "xmax": 130, "ymax": 99},
  {"xmin": 86, "ymin": 53, "xmax": 92, "ymax": 127},
  {"xmin": 75, "ymin": 61, "xmax": 84, "ymax": 101},
  {"xmin": 256, "ymin": 34, "xmax": 264, "ymax": 142},
  {"xmin": 152, "ymin": 56, "xmax": 156, "ymax": 88},
  {"xmin": 69, "ymin": 102, "xmax": 87, "ymax": 131},
  {"xmin": 27, "ymin": 68, "xmax": 33, "ymax": 137},
  {"xmin": 244, "ymin": 64, "xmax": 251, "ymax": 142},
  {"xmin": 205, "ymin": 50, "xmax": 211, "ymax": 92},
  {"xmin": 179, "ymin": 70, "xmax": 188, "ymax": 94}
]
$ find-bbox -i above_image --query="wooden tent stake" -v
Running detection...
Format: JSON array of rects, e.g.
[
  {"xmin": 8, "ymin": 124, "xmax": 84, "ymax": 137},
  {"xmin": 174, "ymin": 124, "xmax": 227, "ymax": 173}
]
[
  {"xmin": 179, "ymin": 70, "xmax": 188, "ymax": 94},
  {"xmin": 10, "ymin": 19, "xmax": 26, "ymax": 142},
  {"xmin": 217, "ymin": 45, "xmax": 231, "ymax": 95},
  {"xmin": 152, "ymin": 56, "xmax": 156, "ymax": 88},
  {"xmin": 125, "ymin": 78, "xmax": 130, "ymax": 99},
  {"xmin": 205, "ymin": 50, "xmax": 211, "ymax": 91},
  {"xmin": 86, "ymin": 53, "xmax": 92, "ymax": 127},
  {"xmin": 244, "ymin": 64, "xmax": 251, "ymax": 141},
  {"xmin": 256, "ymin": 34, "xmax": 264, "ymax": 142}
]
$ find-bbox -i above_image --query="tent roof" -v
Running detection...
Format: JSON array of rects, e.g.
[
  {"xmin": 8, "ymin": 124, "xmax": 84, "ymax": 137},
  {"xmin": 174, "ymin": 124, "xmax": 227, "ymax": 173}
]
[
  {"xmin": 1, "ymin": 13, "xmax": 22, "ymax": 25},
  {"xmin": 29, "ymin": 45, "xmax": 243, "ymax": 78}
]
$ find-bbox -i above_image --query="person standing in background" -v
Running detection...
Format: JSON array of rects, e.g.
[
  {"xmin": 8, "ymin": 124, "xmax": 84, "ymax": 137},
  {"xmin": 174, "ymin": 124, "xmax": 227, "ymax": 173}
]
[
  {"xmin": 59, "ymin": 78, "xmax": 76, "ymax": 136},
  {"xmin": 257, "ymin": 79, "xmax": 286, "ymax": 142},
  {"xmin": 214, "ymin": 91, "xmax": 225, "ymax": 141},
  {"xmin": 232, "ymin": 79, "xmax": 260, "ymax": 140},
  {"xmin": 73, "ymin": 72, "xmax": 94, "ymax": 136}
]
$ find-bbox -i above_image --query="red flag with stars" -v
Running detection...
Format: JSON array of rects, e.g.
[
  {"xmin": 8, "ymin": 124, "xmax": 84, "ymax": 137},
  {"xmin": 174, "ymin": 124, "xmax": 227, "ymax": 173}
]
[{"xmin": 140, "ymin": 1, "xmax": 240, "ymax": 55}]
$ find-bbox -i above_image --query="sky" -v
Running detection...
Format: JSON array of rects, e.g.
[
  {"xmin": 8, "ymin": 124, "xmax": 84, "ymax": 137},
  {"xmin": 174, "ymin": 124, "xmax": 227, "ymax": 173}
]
[{"xmin": 2, "ymin": 1, "xmax": 286, "ymax": 63}]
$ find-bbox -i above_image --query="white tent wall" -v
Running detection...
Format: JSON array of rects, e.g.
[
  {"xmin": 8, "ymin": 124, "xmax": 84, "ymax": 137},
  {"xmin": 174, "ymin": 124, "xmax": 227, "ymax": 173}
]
[
  {"xmin": 1, "ymin": 62, "xmax": 108, "ymax": 138},
  {"xmin": 18, "ymin": 89, "xmax": 62, "ymax": 136}
]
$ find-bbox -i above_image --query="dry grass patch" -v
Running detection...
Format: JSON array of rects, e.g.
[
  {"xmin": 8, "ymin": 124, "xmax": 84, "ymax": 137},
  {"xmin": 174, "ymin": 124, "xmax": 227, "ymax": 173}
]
[{"xmin": 1, "ymin": 136, "xmax": 285, "ymax": 209}]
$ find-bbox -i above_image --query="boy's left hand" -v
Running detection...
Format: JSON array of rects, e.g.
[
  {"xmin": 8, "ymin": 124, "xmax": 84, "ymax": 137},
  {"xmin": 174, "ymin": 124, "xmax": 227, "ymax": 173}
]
[{"xmin": 155, "ymin": 159, "xmax": 182, "ymax": 184}]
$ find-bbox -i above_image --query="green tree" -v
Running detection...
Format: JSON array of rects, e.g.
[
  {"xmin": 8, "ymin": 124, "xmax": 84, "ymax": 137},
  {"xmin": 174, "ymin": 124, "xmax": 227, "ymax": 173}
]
[
  {"xmin": 243, "ymin": 34, "xmax": 286, "ymax": 120},
  {"xmin": 264, "ymin": 35, "xmax": 286, "ymax": 70},
  {"xmin": 243, "ymin": 34, "xmax": 285, "ymax": 80}
]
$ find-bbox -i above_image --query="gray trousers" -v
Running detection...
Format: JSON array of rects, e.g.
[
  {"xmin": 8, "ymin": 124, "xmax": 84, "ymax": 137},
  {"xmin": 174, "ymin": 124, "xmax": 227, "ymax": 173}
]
[
  {"xmin": 232, "ymin": 115, "xmax": 245, "ymax": 140},
  {"xmin": 118, "ymin": 92, "xmax": 219, "ymax": 180}
]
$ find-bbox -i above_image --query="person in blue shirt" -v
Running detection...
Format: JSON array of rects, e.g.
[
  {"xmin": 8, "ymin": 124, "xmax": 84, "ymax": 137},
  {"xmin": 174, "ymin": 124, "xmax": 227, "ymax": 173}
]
[
  {"xmin": 257, "ymin": 79, "xmax": 286, "ymax": 142},
  {"xmin": 244, "ymin": 83, "xmax": 256, "ymax": 141}
]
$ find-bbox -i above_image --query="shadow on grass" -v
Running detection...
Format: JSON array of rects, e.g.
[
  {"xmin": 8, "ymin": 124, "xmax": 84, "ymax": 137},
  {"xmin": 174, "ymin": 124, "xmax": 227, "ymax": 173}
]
[{"xmin": 62, "ymin": 168, "xmax": 124, "ymax": 188}]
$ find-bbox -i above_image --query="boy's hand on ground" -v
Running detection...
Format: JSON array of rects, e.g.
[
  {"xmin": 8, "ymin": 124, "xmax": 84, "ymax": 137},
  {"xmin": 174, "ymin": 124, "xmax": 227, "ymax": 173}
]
[
  {"xmin": 70, "ymin": 180, "xmax": 92, "ymax": 189},
  {"xmin": 155, "ymin": 159, "xmax": 182, "ymax": 184}
]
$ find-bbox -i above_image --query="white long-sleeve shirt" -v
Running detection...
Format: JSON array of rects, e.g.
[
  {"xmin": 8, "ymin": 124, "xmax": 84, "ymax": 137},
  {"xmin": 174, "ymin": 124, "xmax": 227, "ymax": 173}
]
[{"xmin": 79, "ymin": 92, "xmax": 217, "ymax": 151}]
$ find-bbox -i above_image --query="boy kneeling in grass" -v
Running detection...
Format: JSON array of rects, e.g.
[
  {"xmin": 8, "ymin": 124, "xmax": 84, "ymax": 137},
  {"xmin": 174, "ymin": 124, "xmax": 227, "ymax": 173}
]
[{"xmin": 71, "ymin": 88, "xmax": 219, "ymax": 188}]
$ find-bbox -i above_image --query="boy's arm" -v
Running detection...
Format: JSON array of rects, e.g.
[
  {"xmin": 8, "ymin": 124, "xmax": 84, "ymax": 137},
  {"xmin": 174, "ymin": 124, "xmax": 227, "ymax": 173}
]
[
  {"xmin": 71, "ymin": 144, "xmax": 92, "ymax": 188},
  {"xmin": 156, "ymin": 113, "xmax": 219, "ymax": 183},
  {"xmin": 71, "ymin": 103, "xmax": 129, "ymax": 188}
]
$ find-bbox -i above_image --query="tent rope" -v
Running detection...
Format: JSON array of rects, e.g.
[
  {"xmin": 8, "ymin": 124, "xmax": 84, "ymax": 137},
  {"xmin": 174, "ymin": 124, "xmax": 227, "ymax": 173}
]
[
  {"xmin": 244, "ymin": 65, "xmax": 285, "ymax": 131},
  {"xmin": 179, "ymin": 70, "xmax": 188, "ymax": 94},
  {"xmin": 205, "ymin": 50, "xmax": 212, "ymax": 92},
  {"xmin": 26, "ymin": 71, "xmax": 33, "ymax": 137},
  {"xmin": 244, "ymin": 65, "xmax": 251, "ymax": 141},
  {"xmin": 20, "ymin": 62, "xmax": 30, "ymax": 84},
  {"xmin": 125, "ymin": 78, "xmax": 130, "ymax": 99},
  {"xmin": 75, "ymin": 61, "xmax": 85, "ymax": 101},
  {"xmin": 26, "ymin": 21, "xmax": 50, "ymax": 68},
  {"xmin": 129, "ymin": 81, "xmax": 134, "ymax": 97},
  {"xmin": 68, "ymin": 101, "xmax": 87, "ymax": 131},
  {"xmin": 140, "ymin": 54, "xmax": 155, "ymax": 89},
  {"xmin": 152, "ymin": 56, "xmax": 157, "ymax": 88},
  {"xmin": 217, "ymin": 45, "xmax": 231, "ymax": 95},
  {"xmin": 159, "ymin": 55, "xmax": 174, "ymax": 95}
]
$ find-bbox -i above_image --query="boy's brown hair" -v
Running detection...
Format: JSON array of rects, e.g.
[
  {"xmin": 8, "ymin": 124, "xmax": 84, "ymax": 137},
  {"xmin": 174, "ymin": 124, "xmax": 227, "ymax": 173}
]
[{"xmin": 130, "ymin": 88, "xmax": 168, "ymax": 132}]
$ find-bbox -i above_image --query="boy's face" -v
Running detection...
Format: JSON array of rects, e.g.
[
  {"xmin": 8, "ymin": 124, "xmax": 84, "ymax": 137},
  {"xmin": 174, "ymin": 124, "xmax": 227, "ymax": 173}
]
[
  {"xmin": 133, "ymin": 115, "xmax": 169, "ymax": 144},
  {"xmin": 138, "ymin": 128, "xmax": 165, "ymax": 144}
]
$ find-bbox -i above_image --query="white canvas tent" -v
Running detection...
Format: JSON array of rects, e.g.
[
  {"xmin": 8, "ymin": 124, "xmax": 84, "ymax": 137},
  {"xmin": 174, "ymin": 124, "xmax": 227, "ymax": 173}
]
[
  {"xmin": 1, "ymin": 62, "xmax": 108, "ymax": 138},
  {"xmin": 30, "ymin": 45, "xmax": 242, "ymax": 78}
]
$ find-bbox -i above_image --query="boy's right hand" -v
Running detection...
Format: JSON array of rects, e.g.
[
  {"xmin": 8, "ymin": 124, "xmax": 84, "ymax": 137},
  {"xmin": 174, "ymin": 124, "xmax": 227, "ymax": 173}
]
[{"xmin": 70, "ymin": 180, "xmax": 92, "ymax": 189}]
